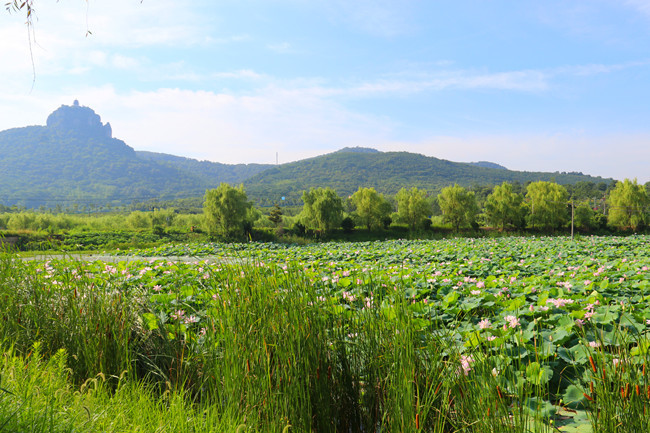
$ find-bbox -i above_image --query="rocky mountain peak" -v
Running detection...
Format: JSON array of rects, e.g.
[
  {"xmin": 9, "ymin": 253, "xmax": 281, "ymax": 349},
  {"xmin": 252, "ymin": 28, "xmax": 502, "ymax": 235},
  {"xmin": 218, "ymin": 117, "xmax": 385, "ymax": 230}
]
[{"xmin": 46, "ymin": 100, "xmax": 113, "ymax": 138}]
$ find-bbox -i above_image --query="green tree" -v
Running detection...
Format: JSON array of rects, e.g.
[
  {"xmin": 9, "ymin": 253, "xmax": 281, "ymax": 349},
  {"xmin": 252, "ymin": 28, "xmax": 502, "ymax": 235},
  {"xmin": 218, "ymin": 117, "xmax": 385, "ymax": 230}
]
[
  {"xmin": 126, "ymin": 211, "xmax": 151, "ymax": 230},
  {"xmin": 437, "ymin": 184, "xmax": 479, "ymax": 232},
  {"xmin": 350, "ymin": 187, "xmax": 392, "ymax": 230},
  {"xmin": 573, "ymin": 201, "xmax": 599, "ymax": 232},
  {"xmin": 300, "ymin": 187, "xmax": 344, "ymax": 232},
  {"xmin": 151, "ymin": 208, "xmax": 176, "ymax": 228},
  {"xmin": 607, "ymin": 178, "xmax": 648, "ymax": 230},
  {"xmin": 484, "ymin": 182, "xmax": 526, "ymax": 230},
  {"xmin": 525, "ymin": 181, "xmax": 569, "ymax": 230},
  {"xmin": 395, "ymin": 187, "xmax": 430, "ymax": 230},
  {"xmin": 267, "ymin": 203, "xmax": 283, "ymax": 227},
  {"xmin": 203, "ymin": 183, "xmax": 252, "ymax": 239}
]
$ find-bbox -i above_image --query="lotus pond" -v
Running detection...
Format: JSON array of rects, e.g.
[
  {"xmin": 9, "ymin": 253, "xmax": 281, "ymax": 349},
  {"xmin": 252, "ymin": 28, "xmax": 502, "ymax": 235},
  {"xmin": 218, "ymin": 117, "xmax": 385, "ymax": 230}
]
[{"xmin": 1, "ymin": 235, "xmax": 649, "ymax": 432}]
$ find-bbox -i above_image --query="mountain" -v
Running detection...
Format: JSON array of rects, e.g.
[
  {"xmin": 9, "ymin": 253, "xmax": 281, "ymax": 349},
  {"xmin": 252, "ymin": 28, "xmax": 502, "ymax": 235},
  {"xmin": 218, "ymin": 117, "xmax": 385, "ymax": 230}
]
[
  {"xmin": 0, "ymin": 103, "xmax": 615, "ymax": 209},
  {"xmin": 468, "ymin": 161, "xmax": 507, "ymax": 170},
  {"xmin": 136, "ymin": 151, "xmax": 271, "ymax": 185},
  {"xmin": 243, "ymin": 148, "xmax": 612, "ymax": 205},
  {"xmin": 0, "ymin": 102, "xmax": 269, "ymax": 208},
  {"xmin": 333, "ymin": 146, "xmax": 381, "ymax": 154}
]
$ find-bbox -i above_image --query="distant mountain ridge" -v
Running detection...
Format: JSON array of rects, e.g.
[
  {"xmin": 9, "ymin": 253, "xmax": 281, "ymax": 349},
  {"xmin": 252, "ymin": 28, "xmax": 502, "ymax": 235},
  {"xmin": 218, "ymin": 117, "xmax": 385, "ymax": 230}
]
[
  {"xmin": 0, "ymin": 103, "xmax": 613, "ymax": 208},
  {"xmin": 468, "ymin": 161, "xmax": 508, "ymax": 170},
  {"xmin": 0, "ymin": 102, "xmax": 269, "ymax": 207},
  {"xmin": 135, "ymin": 151, "xmax": 271, "ymax": 186},
  {"xmin": 243, "ymin": 148, "xmax": 611, "ymax": 205}
]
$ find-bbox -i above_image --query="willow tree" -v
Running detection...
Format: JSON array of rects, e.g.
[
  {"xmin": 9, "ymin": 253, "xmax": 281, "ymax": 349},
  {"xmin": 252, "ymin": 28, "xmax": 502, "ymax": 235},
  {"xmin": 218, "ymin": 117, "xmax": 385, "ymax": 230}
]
[
  {"xmin": 203, "ymin": 183, "xmax": 252, "ymax": 239},
  {"xmin": 395, "ymin": 187, "xmax": 430, "ymax": 230},
  {"xmin": 607, "ymin": 178, "xmax": 648, "ymax": 230},
  {"xmin": 300, "ymin": 187, "xmax": 344, "ymax": 232},
  {"xmin": 437, "ymin": 184, "xmax": 479, "ymax": 232},
  {"xmin": 525, "ymin": 181, "xmax": 569, "ymax": 230},
  {"xmin": 484, "ymin": 182, "xmax": 526, "ymax": 230},
  {"xmin": 350, "ymin": 187, "xmax": 392, "ymax": 230}
]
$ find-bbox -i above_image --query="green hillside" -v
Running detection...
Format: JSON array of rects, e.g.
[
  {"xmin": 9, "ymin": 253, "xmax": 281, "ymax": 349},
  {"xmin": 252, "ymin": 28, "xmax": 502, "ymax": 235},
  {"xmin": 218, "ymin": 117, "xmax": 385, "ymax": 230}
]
[
  {"xmin": 136, "ymin": 151, "xmax": 271, "ymax": 186},
  {"xmin": 0, "ymin": 103, "xmax": 616, "ymax": 209},
  {"xmin": 0, "ymin": 102, "xmax": 269, "ymax": 208},
  {"xmin": 243, "ymin": 149, "xmax": 612, "ymax": 205}
]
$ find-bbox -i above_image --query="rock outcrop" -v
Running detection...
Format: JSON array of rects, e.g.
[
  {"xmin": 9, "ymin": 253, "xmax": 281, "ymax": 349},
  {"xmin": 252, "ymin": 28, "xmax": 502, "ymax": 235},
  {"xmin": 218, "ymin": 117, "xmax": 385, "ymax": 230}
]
[{"xmin": 46, "ymin": 100, "xmax": 113, "ymax": 138}]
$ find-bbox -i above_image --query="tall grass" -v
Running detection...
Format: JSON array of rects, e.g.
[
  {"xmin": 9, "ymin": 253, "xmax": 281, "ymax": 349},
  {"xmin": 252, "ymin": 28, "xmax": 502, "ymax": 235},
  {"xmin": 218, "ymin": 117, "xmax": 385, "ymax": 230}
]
[
  {"xmin": 2, "ymin": 251, "xmax": 647, "ymax": 432},
  {"xmin": 578, "ymin": 328, "xmax": 650, "ymax": 432}
]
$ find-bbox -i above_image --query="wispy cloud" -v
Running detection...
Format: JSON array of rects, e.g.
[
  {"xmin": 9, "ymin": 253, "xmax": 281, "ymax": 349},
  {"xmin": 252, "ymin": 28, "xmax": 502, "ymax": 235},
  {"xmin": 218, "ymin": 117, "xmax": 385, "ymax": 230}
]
[
  {"xmin": 207, "ymin": 34, "xmax": 251, "ymax": 45},
  {"xmin": 624, "ymin": 0, "xmax": 650, "ymax": 16},
  {"xmin": 212, "ymin": 70, "xmax": 266, "ymax": 80},
  {"xmin": 553, "ymin": 60, "xmax": 650, "ymax": 76},
  {"xmin": 320, "ymin": 0, "xmax": 417, "ymax": 37},
  {"xmin": 332, "ymin": 60, "xmax": 648, "ymax": 98},
  {"xmin": 267, "ymin": 42, "xmax": 296, "ymax": 54}
]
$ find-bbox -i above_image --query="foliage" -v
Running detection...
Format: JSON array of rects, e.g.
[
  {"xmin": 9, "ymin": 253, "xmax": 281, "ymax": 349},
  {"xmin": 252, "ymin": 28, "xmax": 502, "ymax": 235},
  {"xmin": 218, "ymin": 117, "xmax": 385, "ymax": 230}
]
[
  {"xmin": 485, "ymin": 182, "xmax": 527, "ymax": 230},
  {"xmin": 300, "ymin": 187, "xmax": 344, "ymax": 232},
  {"xmin": 437, "ymin": 184, "xmax": 479, "ymax": 231},
  {"xmin": 526, "ymin": 181, "xmax": 569, "ymax": 230},
  {"xmin": 243, "ymin": 149, "xmax": 614, "ymax": 205},
  {"xmin": 2, "ymin": 235, "xmax": 650, "ymax": 431},
  {"xmin": 607, "ymin": 178, "xmax": 649, "ymax": 231},
  {"xmin": 395, "ymin": 187, "xmax": 431, "ymax": 230},
  {"xmin": 350, "ymin": 187, "xmax": 392, "ymax": 230},
  {"xmin": 126, "ymin": 211, "xmax": 151, "ymax": 230},
  {"xmin": 267, "ymin": 203, "xmax": 283, "ymax": 227},
  {"xmin": 573, "ymin": 201, "xmax": 605, "ymax": 232},
  {"xmin": 202, "ymin": 183, "xmax": 252, "ymax": 239},
  {"xmin": 341, "ymin": 216, "xmax": 355, "ymax": 233}
]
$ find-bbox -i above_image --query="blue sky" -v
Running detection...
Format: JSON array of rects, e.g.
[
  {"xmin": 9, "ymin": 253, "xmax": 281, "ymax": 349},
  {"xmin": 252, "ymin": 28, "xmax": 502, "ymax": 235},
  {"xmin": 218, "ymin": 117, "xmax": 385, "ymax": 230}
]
[{"xmin": 1, "ymin": 0, "xmax": 649, "ymax": 182}]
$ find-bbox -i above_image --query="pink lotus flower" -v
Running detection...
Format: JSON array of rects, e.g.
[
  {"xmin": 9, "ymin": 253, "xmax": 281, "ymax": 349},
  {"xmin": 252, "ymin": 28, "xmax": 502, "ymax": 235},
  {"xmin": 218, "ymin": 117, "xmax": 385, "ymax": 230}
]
[
  {"xmin": 504, "ymin": 315, "xmax": 520, "ymax": 328},
  {"xmin": 478, "ymin": 319, "xmax": 491, "ymax": 329},
  {"xmin": 460, "ymin": 355, "xmax": 474, "ymax": 376}
]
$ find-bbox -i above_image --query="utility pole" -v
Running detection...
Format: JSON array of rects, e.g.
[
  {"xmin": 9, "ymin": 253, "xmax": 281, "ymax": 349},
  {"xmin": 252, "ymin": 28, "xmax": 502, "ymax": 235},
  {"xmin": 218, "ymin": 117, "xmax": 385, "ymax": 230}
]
[
  {"xmin": 570, "ymin": 199, "xmax": 574, "ymax": 241},
  {"xmin": 531, "ymin": 201, "xmax": 535, "ymax": 231}
]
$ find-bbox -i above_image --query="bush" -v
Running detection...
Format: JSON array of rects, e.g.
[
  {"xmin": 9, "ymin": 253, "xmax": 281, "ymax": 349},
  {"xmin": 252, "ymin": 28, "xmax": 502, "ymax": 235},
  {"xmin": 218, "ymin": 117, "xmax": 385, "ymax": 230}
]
[{"xmin": 341, "ymin": 216, "xmax": 355, "ymax": 233}]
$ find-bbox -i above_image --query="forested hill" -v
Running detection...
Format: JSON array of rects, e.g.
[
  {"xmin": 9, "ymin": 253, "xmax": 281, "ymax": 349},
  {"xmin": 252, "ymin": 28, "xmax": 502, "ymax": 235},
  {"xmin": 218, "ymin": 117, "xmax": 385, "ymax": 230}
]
[
  {"xmin": 0, "ymin": 102, "xmax": 270, "ymax": 208},
  {"xmin": 243, "ymin": 149, "xmax": 612, "ymax": 205},
  {"xmin": 136, "ymin": 151, "xmax": 271, "ymax": 186},
  {"xmin": 0, "ymin": 102, "xmax": 614, "ymax": 208}
]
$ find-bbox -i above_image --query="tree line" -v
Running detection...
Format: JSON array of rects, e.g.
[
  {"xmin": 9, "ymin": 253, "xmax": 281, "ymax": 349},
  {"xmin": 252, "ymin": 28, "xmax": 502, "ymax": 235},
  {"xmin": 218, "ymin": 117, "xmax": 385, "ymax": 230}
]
[{"xmin": 203, "ymin": 179, "xmax": 650, "ymax": 239}]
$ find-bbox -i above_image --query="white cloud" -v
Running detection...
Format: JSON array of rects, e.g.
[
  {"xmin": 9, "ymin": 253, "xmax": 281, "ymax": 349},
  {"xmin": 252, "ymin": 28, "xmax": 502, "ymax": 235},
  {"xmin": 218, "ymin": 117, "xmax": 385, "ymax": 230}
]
[
  {"xmin": 337, "ymin": 60, "xmax": 647, "ymax": 98},
  {"xmin": 321, "ymin": 0, "xmax": 418, "ymax": 37},
  {"xmin": 6, "ymin": 85, "xmax": 391, "ymax": 166},
  {"xmin": 80, "ymin": 0, "xmax": 212, "ymax": 48},
  {"xmin": 111, "ymin": 54, "xmax": 141, "ymax": 70},
  {"xmin": 211, "ymin": 70, "xmax": 266, "ymax": 80},
  {"xmin": 208, "ymin": 34, "xmax": 251, "ymax": 44},
  {"xmin": 267, "ymin": 42, "xmax": 295, "ymax": 54}
]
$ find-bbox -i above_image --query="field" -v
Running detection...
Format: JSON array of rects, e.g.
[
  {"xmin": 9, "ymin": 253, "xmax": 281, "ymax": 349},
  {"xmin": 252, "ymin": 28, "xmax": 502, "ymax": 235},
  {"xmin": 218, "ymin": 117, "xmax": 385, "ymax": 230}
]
[{"xmin": 1, "ymin": 235, "xmax": 649, "ymax": 432}]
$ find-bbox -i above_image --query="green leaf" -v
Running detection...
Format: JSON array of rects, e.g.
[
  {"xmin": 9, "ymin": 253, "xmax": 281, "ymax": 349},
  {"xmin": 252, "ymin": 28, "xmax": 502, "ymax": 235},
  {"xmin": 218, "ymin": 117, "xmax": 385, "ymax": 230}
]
[
  {"xmin": 526, "ymin": 361, "xmax": 553, "ymax": 386},
  {"xmin": 562, "ymin": 384, "xmax": 588, "ymax": 410},
  {"xmin": 338, "ymin": 277, "xmax": 351, "ymax": 288},
  {"xmin": 523, "ymin": 397, "xmax": 556, "ymax": 419},
  {"xmin": 443, "ymin": 290, "xmax": 459, "ymax": 308},
  {"xmin": 142, "ymin": 312, "xmax": 159, "ymax": 330}
]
